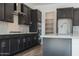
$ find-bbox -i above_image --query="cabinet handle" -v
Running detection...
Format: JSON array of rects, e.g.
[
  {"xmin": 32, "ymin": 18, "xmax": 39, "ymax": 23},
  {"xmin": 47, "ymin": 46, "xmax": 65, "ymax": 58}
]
[{"xmin": 18, "ymin": 40, "xmax": 20, "ymax": 44}]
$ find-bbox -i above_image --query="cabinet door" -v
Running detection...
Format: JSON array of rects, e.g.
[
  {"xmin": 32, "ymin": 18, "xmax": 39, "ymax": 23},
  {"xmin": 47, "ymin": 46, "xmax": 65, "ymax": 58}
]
[
  {"xmin": 0, "ymin": 39, "xmax": 10, "ymax": 56},
  {"xmin": 20, "ymin": 37, "xmax": 24, "ymax": 50},
  {"xmin": 57, "ymin": 7, "xmax": 73, "ymax": 19},
  {"xmin": 31, "ymin": 35, "xmax": 35, "ymax": 46},
  {"xmin": 26, "ymin": 36, "xmax": 31, "ymax": 48},
  {"xmin": 4, "ymin": 3, "xmax": 14, "ymax": 22},
  {"xmin": 30, "ymin": 10, "xmax": 38, "ymax": 32},
  {"xmin": 10, "ymin": 38, "xmax": 18, "ymax": 54},
  {"xmin": 27, "ymin": 8, "xmax": 31, "ymax": 25},
  {"xmin": 18, "ymin": 37, "xmax": 24, "ymax": 51},
  {"xmin": 0, "ymin": 3, "xmax": 4, "ymax": 21},
  {"xmin": 19, "ymin": 4, "xmax": 32, "ymax": 25},
  {"xmin": 73, "ymin": 8, "xmax": 79, "ymax": 26},
  {"xmin": 23, "ymin": 37, "xmax": 27, "ymax": 49},
  {"xmin": 57, "ymin": 9, "xmax": 65, "ymax": 18},
  {"xmin": 18, "ymin": 13, "xmax": 27, "ymax": 25},
  {"xmin": 23, "ymin": 4, "xmax": 31, "ymax": 25}
]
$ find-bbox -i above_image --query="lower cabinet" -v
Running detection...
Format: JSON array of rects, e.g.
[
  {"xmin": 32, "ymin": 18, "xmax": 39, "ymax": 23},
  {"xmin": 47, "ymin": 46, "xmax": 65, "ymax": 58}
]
[
  {"xmin": 27, "ymin": 36, "xmax": 32, "ymax": 48},
  {"xmin": 18, "ymin": 37, "xmax": 24, "ymax": 51},
  {"xmin": 23, "ymin": 37, "xmax": 27, "ymax": 49},
  {"xmin": 0, "ymin": 34, "xmax": 39, "ymax": 56},
  {"xmin": 0, "ymin": 39, "xmax": 10, "ymax": 56},
  {"xmin": 32, "ymin": 34, "xmax": 38, "ymax": 46},
  {"xmin": 10, "ymin": 37, "xmax": 18, "ymax": 55}
]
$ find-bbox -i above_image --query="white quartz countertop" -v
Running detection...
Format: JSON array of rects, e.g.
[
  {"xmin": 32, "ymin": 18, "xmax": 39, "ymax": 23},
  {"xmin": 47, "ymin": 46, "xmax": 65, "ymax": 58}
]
[
  {"xmin": 41, "ymin": 34, "xmax": 79, "ymax": 39},
  {"xmin": 0, "ymin": 32, "xmax": 38, "ymax": 35}
]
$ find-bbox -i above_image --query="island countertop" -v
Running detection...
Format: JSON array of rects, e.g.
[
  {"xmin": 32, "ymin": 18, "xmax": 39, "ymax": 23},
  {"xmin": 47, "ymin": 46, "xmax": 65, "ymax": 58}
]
[{"xmin": 41, "ymin": 34, "xmax": 79, "ymax": 39}]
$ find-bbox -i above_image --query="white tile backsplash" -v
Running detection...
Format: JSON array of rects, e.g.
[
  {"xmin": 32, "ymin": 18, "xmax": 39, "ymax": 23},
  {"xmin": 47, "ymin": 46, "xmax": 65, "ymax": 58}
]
[
  {"xmin": 0, "ymin": 21, "xmax": 8, "ymax": 34},
  {"xmin": 73, "ymin": 26, "xmax": 79, "ymax": 35},
  {"xmin": 19, "ymin": 25, "xmax": 29, "ymax": 33},
  {"xmin": 0, "ymin": 14, "xmax": 29, "ymax": 34}
]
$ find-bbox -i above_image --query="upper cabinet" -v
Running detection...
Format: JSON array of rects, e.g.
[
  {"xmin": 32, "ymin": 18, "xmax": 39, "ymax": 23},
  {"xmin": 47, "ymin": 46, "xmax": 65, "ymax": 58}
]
[
  {"xmin": 57, "ymin": 7, "xmax": 79, "ymax": 26},
  {"xmin": 18, "ymin": 13, "xmax": 27, "ymax": 25},
  {"xmin": 57, "ymin": 7, "xmax": 74, "ymax": 19},
  {"xmin": 4, "ymin": 3, "xmax": 14, "ymax": 22},
  {"xmin": 18, "ymin": 4, "xmax": 31, "ymax": 25},
  {"xmin": 73, "ymin": 8, "xmax": 79, "ymax": 26},
  {"xmin": 30, "ymin": 10, "xmax": 41, "ymax": 32},
  {"xmin": 0, "ymin": 3, "xmax": 14, "ymax": 23},
  {"xmin": 0, "ymin": 3, "xmax": 4, "ymax": 21}
]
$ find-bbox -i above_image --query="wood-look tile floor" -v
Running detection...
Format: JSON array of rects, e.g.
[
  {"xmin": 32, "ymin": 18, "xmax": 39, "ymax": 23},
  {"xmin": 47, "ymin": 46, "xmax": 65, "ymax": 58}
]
[{"xmin": 15, "ymin": 45, "xmax": 42, "ymax": 56}]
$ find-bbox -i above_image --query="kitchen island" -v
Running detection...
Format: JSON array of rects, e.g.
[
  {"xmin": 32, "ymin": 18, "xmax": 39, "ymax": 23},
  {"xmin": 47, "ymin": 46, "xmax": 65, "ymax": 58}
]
[{"xmin": 41, "ymin": 34, "xmax": 79, "ymax": 56}]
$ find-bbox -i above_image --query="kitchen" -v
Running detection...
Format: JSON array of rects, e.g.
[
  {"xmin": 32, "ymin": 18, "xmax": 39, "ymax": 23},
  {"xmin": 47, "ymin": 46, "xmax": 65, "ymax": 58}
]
[
  {"xmin": 0, "ymin": 3, "xmax": 79, "ymax": 56},
  {"xmin": 0, "ymin": 3, "xmax": 41, "ymax": 56}
]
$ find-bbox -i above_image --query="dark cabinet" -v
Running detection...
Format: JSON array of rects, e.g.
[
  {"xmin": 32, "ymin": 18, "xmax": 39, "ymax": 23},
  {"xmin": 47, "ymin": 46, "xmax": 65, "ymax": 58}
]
[
  {"xmin": 27, "ymin": 7, "xmax": 31, "ymax": 25},
  {"xmin": 18, "ymin": 4, "xmax": 31, "ymax": 25},
  {"xmin": 30, "ymin": 10, "xmax": 41, "ymax": 32},
  {"xmin": 57, "ymin": 7, "xmax": 74, "ymax": 33},
  {"xmin": 73, "ymin": 8, "xmax": 79, "ymax": 26},
  {"xmin": 57, "ymin": 7, "xmax": 74, "ymax": 19},
  {"xmin": 0, "ymin": 34, "xmax": 38, "ymax": 56},
  {"xmin": 18, "ymin": 13, "xmax": 27, "ymax": 25},
  {"xmin": 0, "ymin": 39, "xmax": 10, "ymax": 56},
  {"xmin": 4, "ymin": 3, "xmax": 14, "ymax": 22},
  {"xmin": 26, "ymin": 36, "xmax": 31, "ymax": 48},
  {"xmin": 31, "ymin": 34, "xmax": 38, "ymax": 46},
  {"xmin": 17, "ymin": 37, "xmax": 24, "ymax": 51},
  {"xmin": 10, "ymin": 37, "xmax": 18, "ymax": 54},
  {"xmin": 0, "ymin": 3, "xmax": 14, "ymax": 23},
  {"xmin": 0, "ymin": 3, "xmax": 4, "ymax": 21},
  {"xmin": 23, "ymin": 37, "xmax": 27, "ymax": 49}
]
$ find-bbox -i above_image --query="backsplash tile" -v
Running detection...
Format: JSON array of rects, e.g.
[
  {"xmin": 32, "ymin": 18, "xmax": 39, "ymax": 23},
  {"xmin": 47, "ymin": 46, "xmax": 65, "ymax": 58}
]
[
  {"xmin": 0, "ymin": 21, "xmax": 8, "ymax": 34},
  {"xmin": 0, "ymin": 15, "xmax": 29, "ymax": 34}
]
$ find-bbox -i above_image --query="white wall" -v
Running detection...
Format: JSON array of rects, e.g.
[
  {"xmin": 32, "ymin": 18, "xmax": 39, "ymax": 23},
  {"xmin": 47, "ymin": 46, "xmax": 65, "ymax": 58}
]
[{"xmin": 31, "ymin": 3, "xmax": 79, "ymax": 36}]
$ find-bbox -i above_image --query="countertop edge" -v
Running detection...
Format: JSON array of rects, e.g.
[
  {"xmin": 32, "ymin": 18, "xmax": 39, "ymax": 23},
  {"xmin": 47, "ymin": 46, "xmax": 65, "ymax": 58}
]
[
  {"xmin": 0, "ymin": 32, "xmax": 38, "ymax": 36},
  {"xmin": 40, "ymin": 35, "xmax": 79, "ymax": 39}
]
